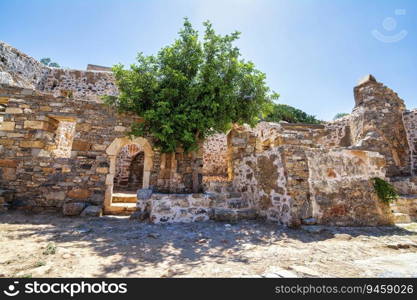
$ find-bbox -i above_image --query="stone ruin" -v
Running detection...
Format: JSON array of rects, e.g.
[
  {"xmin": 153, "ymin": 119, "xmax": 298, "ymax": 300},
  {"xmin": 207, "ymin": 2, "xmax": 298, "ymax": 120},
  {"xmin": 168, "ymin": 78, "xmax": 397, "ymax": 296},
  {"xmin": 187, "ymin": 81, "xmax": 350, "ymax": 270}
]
[{"xmin": 0, "ymin": 41, "xmax": 416, "ymax": 226}]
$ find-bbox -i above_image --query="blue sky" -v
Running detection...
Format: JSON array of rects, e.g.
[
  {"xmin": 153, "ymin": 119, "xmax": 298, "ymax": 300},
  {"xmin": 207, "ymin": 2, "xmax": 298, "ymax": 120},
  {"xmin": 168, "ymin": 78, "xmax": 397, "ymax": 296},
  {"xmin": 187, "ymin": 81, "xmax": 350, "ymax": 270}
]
[{"xmin": 0, "ymin": 0, "xmax": 416, "ymax": 120}]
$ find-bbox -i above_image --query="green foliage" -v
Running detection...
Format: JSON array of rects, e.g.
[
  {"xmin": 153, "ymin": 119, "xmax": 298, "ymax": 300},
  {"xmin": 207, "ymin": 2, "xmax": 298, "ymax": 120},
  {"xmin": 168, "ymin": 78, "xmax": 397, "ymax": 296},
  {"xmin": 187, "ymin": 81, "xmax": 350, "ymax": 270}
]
[
  {"xmin": 104, "ymin": 18, "xmax": 277, "ymax": 153},
  {"xmin": 372, "ymin": 177, "xmax": 398, "ymax": 204},
  {"xmin": 40, "ymin": 57, "xmax": 60, "ymax": 68},
  {"xmin": 43, "ymin": 242, "xmax": 56, "ymax": 255},
  {"xmin": 333, "ymin": 112, "xmax": 349, "ymax": 120},
  {"xmin": 263, "ymin": 103, "xmax": 322, "ymax": 124}
]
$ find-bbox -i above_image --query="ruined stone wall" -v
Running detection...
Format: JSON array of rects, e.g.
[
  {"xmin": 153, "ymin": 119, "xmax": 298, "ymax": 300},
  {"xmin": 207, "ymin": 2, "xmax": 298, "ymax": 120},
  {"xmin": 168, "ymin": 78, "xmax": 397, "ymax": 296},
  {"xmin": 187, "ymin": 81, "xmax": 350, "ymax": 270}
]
[
  {"xmin": 350, "ymin": 76, "xmax": 410, "ymax": 177},
  {"xmin": 0, "ymin": 42, "xmax": 46, "ymax": 89},
  {"xmin": 228, "ymin": 121, "xmax": 394, "ymax": 226},
  {"xmin": 202, "ymin": 133, "xmax": 228, "ymax": 177},
  {"xmin": 0, "ymin": 41, "xmax": 117, "ymax": 102},
  {"xmin": 306, "ymin": 148, "xmax": 392, "ymax": 226},
  {"xmin": 402, "ymin": 109, "xmax": 417, "ymax": 175},
  {"xmin": 318, "ymin": 116, "xmax": 352, "ymax": 148},
  {"xmin": 228, "ymin": 124, "xmax": 317, "ymax": 225},
  {"xmin": 37, "ymin": 68, "xmax": 117, "ymax": 102},
  {"xmin": 0, "ymin": 85, "xmax": 200, "ymax": 214}
]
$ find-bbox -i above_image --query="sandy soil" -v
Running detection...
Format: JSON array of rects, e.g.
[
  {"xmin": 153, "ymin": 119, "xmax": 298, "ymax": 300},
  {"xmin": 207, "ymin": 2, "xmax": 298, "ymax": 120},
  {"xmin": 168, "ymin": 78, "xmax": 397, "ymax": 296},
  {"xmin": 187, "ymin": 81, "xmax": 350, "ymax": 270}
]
[{"xmin": 0, "ymin": 211, "xmax": 417, "ymax": 278}]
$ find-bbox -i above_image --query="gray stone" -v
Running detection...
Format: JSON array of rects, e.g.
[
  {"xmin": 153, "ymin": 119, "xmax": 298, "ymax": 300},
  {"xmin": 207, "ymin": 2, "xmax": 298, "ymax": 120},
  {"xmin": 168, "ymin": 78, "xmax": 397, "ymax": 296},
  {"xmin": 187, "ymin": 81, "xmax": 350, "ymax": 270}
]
[
  {"xmin": 137, "ymin": 189, "xmax": 153, "ymax": 200},
  {"xmin": 80, "ymin": 205, "xmax": 102, "ymax": 217},
  {"xmin": 63, "ymin": 202, "xmax": 85, "ymax": 216},
  {"xmin": 301, "ymin": 217, "xmax": 317, "ymax": 225}
]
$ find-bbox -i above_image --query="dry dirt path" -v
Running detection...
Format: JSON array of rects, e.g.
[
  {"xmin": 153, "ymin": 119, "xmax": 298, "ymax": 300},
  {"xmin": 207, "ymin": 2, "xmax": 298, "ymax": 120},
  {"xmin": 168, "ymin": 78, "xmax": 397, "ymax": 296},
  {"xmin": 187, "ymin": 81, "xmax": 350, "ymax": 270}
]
[{"xmin": 0, "ymin": 211, "xmax": 416, "ymax": 278}]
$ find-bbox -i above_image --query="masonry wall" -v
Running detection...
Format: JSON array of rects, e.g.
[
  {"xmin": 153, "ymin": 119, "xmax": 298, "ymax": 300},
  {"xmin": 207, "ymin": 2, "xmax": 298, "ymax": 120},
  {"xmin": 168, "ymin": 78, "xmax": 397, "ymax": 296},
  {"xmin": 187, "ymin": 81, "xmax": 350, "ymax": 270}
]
[
  {"xmin": 0, "ymin": 41, "xmax": 117, "ymax": 102},
  {"xmin": 202, "ymin": 133, "xmax": 228, "ymax": 177},
  {"xmin": 402, "ymin": 109, "xmax": 417, "ymax": 175},
  {"xmin": 349, "ymin": 77, "xmax": 411, "ymax": 177},
  {"xmin": 306, "ymin": 148, "xmax": 392, "ymax": 226},
  {"xmin": 0, "ymin": 85, "xmax": 201, "ymax": 214}
]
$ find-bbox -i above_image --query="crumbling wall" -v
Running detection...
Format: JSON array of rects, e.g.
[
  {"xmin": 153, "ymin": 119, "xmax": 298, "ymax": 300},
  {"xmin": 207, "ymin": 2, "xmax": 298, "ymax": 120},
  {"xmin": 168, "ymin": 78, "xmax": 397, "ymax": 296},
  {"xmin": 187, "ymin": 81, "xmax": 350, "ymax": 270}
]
[
  {"xmin": 349, "ymin": 75, "xmax": 411, "ymax": 177},
  {"xmin": 37, "ymin": 68, "xmax": 117, "ymax": 102},
  {"xmin": 0, "ymin": 41, "xmax": 117, "ymax": 102},
  {"xmin": 0, "ymin": 85, "xmax": 201, "ymax": 215},
  {"xmin": 202, "ymin": 133, "xmax": 228, "ymax": 177},
  {"xmin": 306, "ymin": 148, "xmax": 392, "ymax": 226},
  {"xmin": 402, "ymin": 109, "xmax": 417, "ymax": 175},
  {"xmin": 0, "ymin": 42, "xmax": 46, "ymax": 89}
]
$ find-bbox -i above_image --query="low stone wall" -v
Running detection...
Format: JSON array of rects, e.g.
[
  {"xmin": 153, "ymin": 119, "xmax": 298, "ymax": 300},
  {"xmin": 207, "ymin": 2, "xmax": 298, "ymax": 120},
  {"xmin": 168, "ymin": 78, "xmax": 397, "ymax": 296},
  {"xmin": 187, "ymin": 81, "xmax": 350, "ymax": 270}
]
[
  {"xmin": 232, "ymin": 147, "xmax": 291, "ymax": 224},
  {"xmin": 138, "ymin": 193, "xmax": 212, "ymax": 223},
  {"xmin": 306, "ymin": 148, "xmax": 393, "ymax": 226}
]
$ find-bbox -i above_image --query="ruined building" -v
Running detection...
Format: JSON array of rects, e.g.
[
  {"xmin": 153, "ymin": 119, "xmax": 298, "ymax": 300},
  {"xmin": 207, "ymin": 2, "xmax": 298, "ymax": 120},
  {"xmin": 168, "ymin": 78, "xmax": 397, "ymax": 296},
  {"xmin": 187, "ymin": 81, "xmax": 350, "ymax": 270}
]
[{"xmin": 0, "ymin": 41, "xmax": 416, "ymax": 226}]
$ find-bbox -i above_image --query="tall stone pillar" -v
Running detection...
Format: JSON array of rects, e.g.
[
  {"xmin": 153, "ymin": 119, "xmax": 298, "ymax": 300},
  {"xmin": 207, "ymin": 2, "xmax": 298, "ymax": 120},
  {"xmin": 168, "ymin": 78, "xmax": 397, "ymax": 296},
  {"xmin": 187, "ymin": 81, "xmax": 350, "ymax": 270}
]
[{"xmin": 350, "ymin": 75, "xmax": 411, "ymax": 177}]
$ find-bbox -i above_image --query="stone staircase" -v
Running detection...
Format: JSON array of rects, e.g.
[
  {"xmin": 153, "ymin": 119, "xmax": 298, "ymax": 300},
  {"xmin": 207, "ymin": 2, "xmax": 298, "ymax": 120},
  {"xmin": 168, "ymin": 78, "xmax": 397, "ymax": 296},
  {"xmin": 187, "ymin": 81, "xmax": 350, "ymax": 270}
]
[
  {"xmin": 204, "ymin": 181, "xmax": 257, "ymax": 221},
  {"xmin": 389, "ymin": 177, "xmax": 417, "ymax": 224},
  {"xmin": 105, "ymin": 192, "xmax": 138, "ymax": 216}
]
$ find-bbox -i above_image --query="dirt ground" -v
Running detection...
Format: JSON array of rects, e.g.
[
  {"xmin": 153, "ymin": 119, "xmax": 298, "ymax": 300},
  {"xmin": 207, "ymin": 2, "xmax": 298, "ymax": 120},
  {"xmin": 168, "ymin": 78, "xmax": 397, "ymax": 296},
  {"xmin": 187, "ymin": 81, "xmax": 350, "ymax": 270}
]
[{"xmin": 0, "ymin": 211, "xmax": 417, "ymax": 278}]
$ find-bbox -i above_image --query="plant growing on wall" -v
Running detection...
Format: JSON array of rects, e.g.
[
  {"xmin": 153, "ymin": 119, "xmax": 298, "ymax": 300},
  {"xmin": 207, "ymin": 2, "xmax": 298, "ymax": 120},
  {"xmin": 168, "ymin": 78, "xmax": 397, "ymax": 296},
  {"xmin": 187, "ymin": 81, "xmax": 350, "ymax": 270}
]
[
  {"xmin": 372, "ymin": 177, "xmax": 398, "ymax": 204},
  {"xmin": 104, "ymin": 18, "xmax": 277, "ymax": 191}
]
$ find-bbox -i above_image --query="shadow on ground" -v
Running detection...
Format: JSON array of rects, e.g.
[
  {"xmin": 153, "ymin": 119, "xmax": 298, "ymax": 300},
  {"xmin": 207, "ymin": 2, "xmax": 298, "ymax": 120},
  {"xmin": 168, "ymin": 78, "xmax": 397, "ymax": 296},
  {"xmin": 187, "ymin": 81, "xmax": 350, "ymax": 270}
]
[{"xmin": 0, "ymin": 211, "xmax": 416, "ymax": 277}]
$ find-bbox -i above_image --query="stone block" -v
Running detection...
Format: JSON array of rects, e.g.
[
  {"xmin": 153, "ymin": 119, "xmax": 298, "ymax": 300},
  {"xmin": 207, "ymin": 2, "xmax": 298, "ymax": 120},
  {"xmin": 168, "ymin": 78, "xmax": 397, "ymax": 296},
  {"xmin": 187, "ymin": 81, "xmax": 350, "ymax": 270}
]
[
  {"xmin": 5, "ymin": 107, "xmax": 23, "ymax": 114},
  {"xmin": 96, "ymin": 167, "xmax": 108, "ymax": 174},
  {"xmin": 0, "ymin": 122, "xmax": 15, "ymax": 131},
  {"xmin": 23, "ymin": 120, "xmax": 51, "ymax": 130},
  {"xmin": 72, "ymin": 140, "xmax": 91, "ymax": 151},
  {"xmin": 67, "ymin": 188, "xmax": 91, "ymax": 199},
  {"xmin": 45, "ymin": 191, "xmax": 66, "ymax": 202},
  {"xmin": 114, "ymin": 126, "xmax": 127, "ymax": 132},
  {"xmin": 63, "ymin": 202, "xmax": 85, "ymax": 216},
  {"xmin": 92, "ymin": 144, "xmax": 107, "ymax": 151},
  {"xmin": 20, "ymin": 140, "xmax": 45, "ymax": 148},
  {"xmin": 0, "ymin": 159, "xmax": 18, "ymax": 168},
  {"xmin": 80, "ymin": 205, "xmax": 102, "ymax": 217},
  {"xmin": 1, "ymin": 168, "xmax": 16, "ymax": 180}
]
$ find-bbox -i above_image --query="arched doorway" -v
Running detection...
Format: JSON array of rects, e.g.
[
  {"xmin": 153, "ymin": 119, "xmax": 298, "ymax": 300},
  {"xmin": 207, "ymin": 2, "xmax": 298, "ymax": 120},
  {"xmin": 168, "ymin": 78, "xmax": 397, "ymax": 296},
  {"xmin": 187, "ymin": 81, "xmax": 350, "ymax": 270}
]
[
  {"xmin": 113, "ymin": 144, "xmax": 145, "ymax": 192},
  {"xmin": 104, "ymin": 137, "xmax": 154, "ymax": 214}
]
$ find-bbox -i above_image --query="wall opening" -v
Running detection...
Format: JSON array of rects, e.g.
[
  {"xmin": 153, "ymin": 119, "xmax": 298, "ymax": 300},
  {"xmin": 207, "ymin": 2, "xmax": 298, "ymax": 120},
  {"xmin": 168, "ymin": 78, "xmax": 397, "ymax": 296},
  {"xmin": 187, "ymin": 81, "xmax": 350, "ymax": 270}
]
[
  {"xmin": 51, "ymin": 120, "xmax": 76, "ymax": 158},
  {"xmin": 113, "ymin": 143, "xmax": 145, "ymax": 192},
  {"xmin": 104, "ymin": 137, "xmax": 154, "ymax": 214}
]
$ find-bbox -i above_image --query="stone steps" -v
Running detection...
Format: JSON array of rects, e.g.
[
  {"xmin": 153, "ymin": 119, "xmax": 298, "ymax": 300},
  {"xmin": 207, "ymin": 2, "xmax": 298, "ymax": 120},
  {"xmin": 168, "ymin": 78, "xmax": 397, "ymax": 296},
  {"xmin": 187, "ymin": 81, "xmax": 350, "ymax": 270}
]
[
  {"xmin": 112, "ymin": 193, "xmax": 137, "ymax": 203},
  {"xmin": 392, "ymin": 213, "xmax": 412, "ymax": 224},
  {"xmin": 390, "ymin": 194, "xmax": 417, "ymax": 223},
  {"xmin": 105, "ymin": 203, "xmax": 137, "ymax": 216}
]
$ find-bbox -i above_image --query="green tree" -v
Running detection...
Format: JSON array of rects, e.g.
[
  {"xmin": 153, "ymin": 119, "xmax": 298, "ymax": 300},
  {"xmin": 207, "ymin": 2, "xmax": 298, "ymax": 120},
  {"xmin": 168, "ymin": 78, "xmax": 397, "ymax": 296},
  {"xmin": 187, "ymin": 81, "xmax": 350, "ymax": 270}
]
[
  {"xmin": 264, "ymin": 103, "xmax": 321, "ymax": 124},
  {"xmin": 105, "ymin": 19, "xmax": 277, "ymax": 192},
  {"xmin": 333, "ymin": 112, "xmax": 349, "ymax": 120},
  {"xmin": 40, "ymin": 57, "xmax": 60, "ymax": 68}
]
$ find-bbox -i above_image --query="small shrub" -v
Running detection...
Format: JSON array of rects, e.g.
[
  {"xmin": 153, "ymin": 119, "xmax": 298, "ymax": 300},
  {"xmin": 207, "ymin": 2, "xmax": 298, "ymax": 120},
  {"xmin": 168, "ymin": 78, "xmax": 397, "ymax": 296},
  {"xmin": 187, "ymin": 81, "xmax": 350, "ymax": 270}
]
[
  {"xmin": 43, "ymin": 243, "xmax": 56, "ymax": 255},
  {"xmin": 372, "ymin": 177, "xmax": 398, "ymax": 204},
  {"xmin": 34, "ymin": 261, "xmax": 46, "ymax": 267}
]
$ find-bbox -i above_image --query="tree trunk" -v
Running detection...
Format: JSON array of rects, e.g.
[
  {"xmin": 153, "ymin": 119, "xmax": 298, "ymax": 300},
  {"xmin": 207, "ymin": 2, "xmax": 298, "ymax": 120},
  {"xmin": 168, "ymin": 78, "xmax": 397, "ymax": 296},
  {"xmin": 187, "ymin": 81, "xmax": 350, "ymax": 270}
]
[{"xmin": 191, "ymin": 150, "xmax": 199, "ymax": 193}]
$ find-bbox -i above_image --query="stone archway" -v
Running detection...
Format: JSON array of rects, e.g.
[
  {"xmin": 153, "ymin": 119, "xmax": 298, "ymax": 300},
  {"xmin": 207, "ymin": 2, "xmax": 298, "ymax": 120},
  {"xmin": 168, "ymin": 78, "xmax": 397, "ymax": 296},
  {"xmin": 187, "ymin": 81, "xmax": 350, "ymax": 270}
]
[{"xmin": 104, "ymin": 137, "xmax": 154, "ymax": 212}]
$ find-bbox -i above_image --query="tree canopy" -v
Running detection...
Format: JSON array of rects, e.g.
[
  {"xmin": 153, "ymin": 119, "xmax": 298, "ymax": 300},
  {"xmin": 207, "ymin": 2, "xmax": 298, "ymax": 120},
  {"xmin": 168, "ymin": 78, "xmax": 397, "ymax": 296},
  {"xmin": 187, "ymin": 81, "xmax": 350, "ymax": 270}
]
[
  {"xmin": 263, "ymin": 103, "xmax": 322, "ymax": 124},
  {"xmin": 40, "ymin": 57, "xmax": 60, "ymax": 68},
  {"xmin": 104, "ymin": 19, "xmax": 277, "ymax": 153},
  {"xmin": 333, "ymin": 112, "xmax": 349, "ymax": 120}
]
